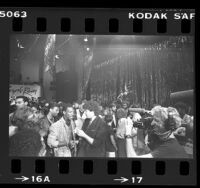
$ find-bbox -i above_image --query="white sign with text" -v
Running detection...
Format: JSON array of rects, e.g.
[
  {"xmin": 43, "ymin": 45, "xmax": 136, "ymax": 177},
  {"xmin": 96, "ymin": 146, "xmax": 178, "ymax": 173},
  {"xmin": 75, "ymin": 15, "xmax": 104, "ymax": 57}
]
[{"xmin": 9, "ymin": 84, "xmax": 41, "ymax": 99}]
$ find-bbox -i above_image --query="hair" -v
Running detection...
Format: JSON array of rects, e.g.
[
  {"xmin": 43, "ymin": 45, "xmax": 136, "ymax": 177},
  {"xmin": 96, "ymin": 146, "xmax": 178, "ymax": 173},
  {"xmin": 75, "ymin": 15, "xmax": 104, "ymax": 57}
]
[
  {"xmin": 9, "ymin": 129, "xmax": 42, "ymax": 156},
  {"xmin": 151, "ymin": 106, "xmax": 182, "ymax": 132},
  {"xmin": 49, "ymin": 102, "xmax": 59, "ymax": 109},
  {"xmin": 42, "ymin": 102, "xmax": 59, "ymax": 115},
  {"xmin": 73, "ymin": 101, "xmax": 80, "ymax": 105},
  {"xmin": 116, "ymin": 108, "xmax": 127, "ymax": 119},
  {"xmin": 62, "ymin": 103, "xmax": 73, "ymax": 112},
  {"xmin": 167, "ymin": 107, "xmax": 182, "ymax": 130},
  {"xmin": 11, "ymin": 106, "xmax": 34, "ymax": 130},
  {"xmin": 16, "ymin": 96, "xmax": 29, "ymax": 104},
  {"xmin": 30, "ymin": 102, "xmax": 39, "ymax": 110},
  {"xmin": 110, "ymin": 102, "xmax": 117, "ymax": 108},
  {"xmin": 83, "ymin": 100, "xmax": 100, "ymax": 116}
]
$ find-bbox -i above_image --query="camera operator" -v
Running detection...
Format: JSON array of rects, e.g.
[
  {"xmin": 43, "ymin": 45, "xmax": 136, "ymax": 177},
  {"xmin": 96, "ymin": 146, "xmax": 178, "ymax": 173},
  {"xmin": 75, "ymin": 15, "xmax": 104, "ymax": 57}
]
[{"xmin": 125, "ymin": 106, "xmax": 189, "ymax": 158}]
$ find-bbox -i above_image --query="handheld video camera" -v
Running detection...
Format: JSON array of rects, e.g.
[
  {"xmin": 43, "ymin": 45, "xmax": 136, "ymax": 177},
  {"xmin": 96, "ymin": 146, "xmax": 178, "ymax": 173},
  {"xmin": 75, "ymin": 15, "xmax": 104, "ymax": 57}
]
[{"xmin": 129, "ymin": 108, "xmax": 153, "ymax": 130}]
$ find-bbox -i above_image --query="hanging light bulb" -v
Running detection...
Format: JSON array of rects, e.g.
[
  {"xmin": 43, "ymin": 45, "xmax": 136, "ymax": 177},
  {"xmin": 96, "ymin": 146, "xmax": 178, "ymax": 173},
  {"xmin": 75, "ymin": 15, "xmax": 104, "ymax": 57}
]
[
  {"xmin": 84, "ymin": 36, "xmax": 88, "ymax": 42},
  {"xmin": 19, "ymin": 44, "xmax": 24, "ymax": 49},
  {"xmin": 86, "ymin": 47, "xmax": 90, "ymax": 51},
  {"xmin": 55, "ymin": 54, "xmax": 59, "ymax": 59}
]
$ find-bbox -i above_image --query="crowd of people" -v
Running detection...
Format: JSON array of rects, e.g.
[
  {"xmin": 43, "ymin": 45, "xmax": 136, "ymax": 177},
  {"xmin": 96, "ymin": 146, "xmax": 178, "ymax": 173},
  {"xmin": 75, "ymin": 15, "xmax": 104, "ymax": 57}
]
[{"xmin": 9, "ymin": 96, "xmax": 193, "ymax": 158}]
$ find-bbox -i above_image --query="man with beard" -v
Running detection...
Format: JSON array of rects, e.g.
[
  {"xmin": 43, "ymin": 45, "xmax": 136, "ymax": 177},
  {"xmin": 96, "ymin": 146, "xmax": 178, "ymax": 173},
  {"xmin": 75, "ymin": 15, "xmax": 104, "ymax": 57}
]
[{"xmin": 9, "ymin": 96, "xmax": 32, "ymax": 137}]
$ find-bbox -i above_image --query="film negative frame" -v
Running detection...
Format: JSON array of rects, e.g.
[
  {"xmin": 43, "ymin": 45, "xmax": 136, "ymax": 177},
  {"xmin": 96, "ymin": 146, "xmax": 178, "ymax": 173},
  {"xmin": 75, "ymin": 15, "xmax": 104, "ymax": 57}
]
[{"xmin": 0, "ymin": 7, "xmax": 197, "ymax": 185}]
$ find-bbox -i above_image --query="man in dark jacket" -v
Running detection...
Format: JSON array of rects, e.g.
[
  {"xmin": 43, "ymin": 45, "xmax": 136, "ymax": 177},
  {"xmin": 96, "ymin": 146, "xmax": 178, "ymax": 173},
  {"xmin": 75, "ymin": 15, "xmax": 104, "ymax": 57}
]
[{"xmin": 75, "ymin": 100, "xmax": 108, "ymax": 157}]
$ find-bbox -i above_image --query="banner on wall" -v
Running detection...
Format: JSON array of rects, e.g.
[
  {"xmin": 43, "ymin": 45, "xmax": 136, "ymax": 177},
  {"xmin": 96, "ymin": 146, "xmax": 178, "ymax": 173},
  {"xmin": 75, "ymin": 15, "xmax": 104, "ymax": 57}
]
[{"xmin": 9, "ymin": 84, "xmax": 41, "ymax": 99}]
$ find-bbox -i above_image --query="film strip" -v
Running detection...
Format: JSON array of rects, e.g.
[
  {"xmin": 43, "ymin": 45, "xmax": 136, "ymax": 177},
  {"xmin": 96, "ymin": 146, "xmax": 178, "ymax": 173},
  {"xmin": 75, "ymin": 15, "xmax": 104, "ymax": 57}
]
[{"xmin": 0, "ymin": 7, "xmax": 196, "ymax": 185}]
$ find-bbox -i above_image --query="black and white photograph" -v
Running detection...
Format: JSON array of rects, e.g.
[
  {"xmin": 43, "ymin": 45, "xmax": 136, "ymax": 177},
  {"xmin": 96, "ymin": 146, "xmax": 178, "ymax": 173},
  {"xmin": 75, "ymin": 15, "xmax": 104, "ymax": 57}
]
[{"xmin": 9, "ymin": 34, "xmax": 194, "ymax": 158}]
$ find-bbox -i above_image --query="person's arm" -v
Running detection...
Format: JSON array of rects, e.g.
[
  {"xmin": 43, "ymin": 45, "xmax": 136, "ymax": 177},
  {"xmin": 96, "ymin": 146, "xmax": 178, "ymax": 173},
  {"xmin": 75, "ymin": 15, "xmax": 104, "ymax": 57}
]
[
  {"xmin": 83, "ymin": 133, "xmax": 94, "ymax": 145},
  {"xmin": 75, "ymin": 128, "xmax": 94, "ymax": 144},
  {"xmin": 47, "ymin": 125, "xmax": 68, "ymax": 148},
  {"xmin": 40, "ymin": 118, "xmax": 49, "ymax": 137},
  {"xmin": 126, "ymin": 137, "xmax": 153, "ymax": 158},
  {"xmin": 75, "ymin": 122, "xmax": 107, "ymax": 146},
  {"xmin": 47, "ymin": 125, "xmax": 59, "ymax": 148},
  {"xmin": 110, "ymin": 135, "xmax": 118, "ymax": 151},
  {"xmin": 125, "ymin": 118, "xmax": 153, "ymax": 158}
]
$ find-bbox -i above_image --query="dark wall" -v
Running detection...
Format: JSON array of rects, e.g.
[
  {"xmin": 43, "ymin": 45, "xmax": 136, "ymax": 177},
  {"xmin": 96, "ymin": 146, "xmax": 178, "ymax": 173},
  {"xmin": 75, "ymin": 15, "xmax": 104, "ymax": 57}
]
[{"xmin": 56, "ymin": 63, "xmax": 78, "ymax": 103}]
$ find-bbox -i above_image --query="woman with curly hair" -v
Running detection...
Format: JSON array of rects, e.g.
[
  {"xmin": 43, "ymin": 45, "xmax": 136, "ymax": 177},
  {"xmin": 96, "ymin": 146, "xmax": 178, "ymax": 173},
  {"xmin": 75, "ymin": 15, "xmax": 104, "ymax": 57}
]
[{"xmin": 75, "ymin": 100, "xmax": 108, "ymax": 157}]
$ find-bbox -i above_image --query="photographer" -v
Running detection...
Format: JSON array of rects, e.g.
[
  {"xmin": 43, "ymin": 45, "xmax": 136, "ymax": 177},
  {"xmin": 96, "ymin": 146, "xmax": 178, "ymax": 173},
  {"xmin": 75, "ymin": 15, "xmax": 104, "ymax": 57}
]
[{"xmin": 125, "ymin": 106, "xmax": 189, "ymax": 158}]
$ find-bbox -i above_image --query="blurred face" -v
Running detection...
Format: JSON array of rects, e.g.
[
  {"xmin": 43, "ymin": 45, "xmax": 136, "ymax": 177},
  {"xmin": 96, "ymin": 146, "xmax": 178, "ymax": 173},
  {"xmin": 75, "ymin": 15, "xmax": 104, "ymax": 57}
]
[
  {"xmin": 31, "ymin": 106, "xmax": 38, "ymax": 114},
  {"xmin": 79, "ymin": 104, "xmax": 84, "ymax": 112},
  {"xmin": 64, "ymin": 107, "xmax": 74, "ymax": 120},
  {"xmin": 122, "ymin": 103, "xmax": 128, "ymax": 109},
  {"xmin": 99, "ymin": 106, "xmax": 103, "ymax": 111},
  {"xmin": 104, "ymin": 109, "xmax": 109, "ymax": 116},
  {"xmin": 84, "ymin": 109, "xmax": 95, "ymax": 119},
  {"xmin": 15, "ymin": 98, "xmax": 27, "ymax": 109},
  {"xmin": 74, "ymin": 103, "xmax": 79, "ymax": 109},
  {"xmin": 50, "ymin": 107, "xmax": 59, "ymax": 117},
  {"xmin": 112, "ymin": 106, "xmax": 117, "ymax": 112},
  {"xmin": 151, "ymin": 113, "xmax": 165, "ymax": 130}
]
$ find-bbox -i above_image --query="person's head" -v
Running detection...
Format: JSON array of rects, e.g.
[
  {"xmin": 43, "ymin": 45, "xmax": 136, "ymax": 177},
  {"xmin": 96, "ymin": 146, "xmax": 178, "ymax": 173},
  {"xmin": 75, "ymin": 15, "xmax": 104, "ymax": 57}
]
[
  {"xmin": 116, "ymin": 108, "xmax": 127, "ymax": 119},
  {"xmin": 150, "ymin": 106, "xmax": 182, "ymax": 141},
  {"xmin": 104, "ymin": 112, "xmax": 113, "ymax": 124},
  {"xmin": 11, "ymin": 106, "xmax": 34, "ymax": 129},
  {"xmin": 103, "ymin": 108, "xmax": 110, "ymax": 116},
  {"xmin": 73, "ymin": 101, "xmax": 79, "ymax": 109},
  {"xmin": 15, "ymin": 96, "xmax": 29, "ymax": 109},
  {"xmin": 110, "ymin": 103, "xmax": 117, "ymax": 112},
  {"xmin": 174, "ymin": 102, "xmax": 188, "ymax": 118},
  {"xmin": 30, "ymin": 102, "xmax": 39, "ymax": 114},
  {"xmin": 122, "ymin": 101, "xmax": 129, "ymax": 109},
  {"xmin": 63, "ymin": 104, "xmax": 74, "ymax": 121},
  {"xmin": 57, "ymin": 102, "xmax": 65, "ymax": 114},
  {"xmin": 9, "ymin": 129, "xmax": 46, "ymax": 157},
  {"xmin": 48, "ymin": 102, "xmax": 59, "ymax": 117},
  {"xmin": 83, "ymin": 100, "xmax": 100, "ymax": 119}
]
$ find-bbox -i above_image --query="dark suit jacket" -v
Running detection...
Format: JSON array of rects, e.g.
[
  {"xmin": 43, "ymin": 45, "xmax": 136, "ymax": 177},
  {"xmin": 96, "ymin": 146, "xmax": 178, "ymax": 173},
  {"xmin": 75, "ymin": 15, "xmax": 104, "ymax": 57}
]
[{"xmin": 77, "ymin": 116, "xmax": 107, "ymax": 157}]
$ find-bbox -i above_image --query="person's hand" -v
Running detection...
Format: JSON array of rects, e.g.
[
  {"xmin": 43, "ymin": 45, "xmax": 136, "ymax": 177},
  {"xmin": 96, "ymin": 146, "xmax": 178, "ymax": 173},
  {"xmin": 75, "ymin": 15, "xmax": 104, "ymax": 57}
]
[
  {"xmin": 132, "ymin": 113, "xmax": 142, "ymax": 123},
  {"xmin": 74, "ymin": 128, "xmax": 86, "ymax": 138},
  {"xmin": 174, "ymin": 127, "xmax": 186, "ymax": 137}
]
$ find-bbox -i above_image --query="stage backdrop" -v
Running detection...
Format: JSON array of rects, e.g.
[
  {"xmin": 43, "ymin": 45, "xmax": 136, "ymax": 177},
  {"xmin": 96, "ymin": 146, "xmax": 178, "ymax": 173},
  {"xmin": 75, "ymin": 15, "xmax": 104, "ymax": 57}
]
[{"xmin": 89, "ymin": 37, "xmax": 194, "ymax": 108}]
